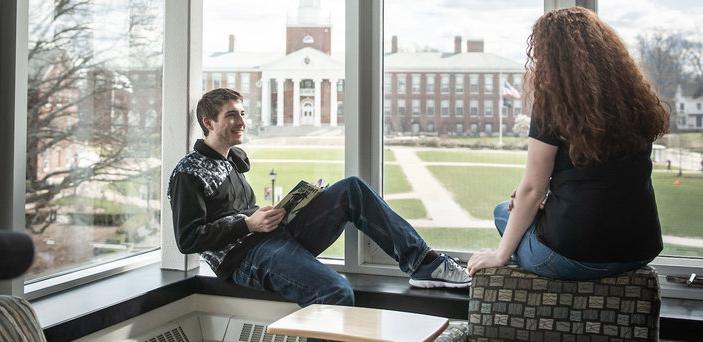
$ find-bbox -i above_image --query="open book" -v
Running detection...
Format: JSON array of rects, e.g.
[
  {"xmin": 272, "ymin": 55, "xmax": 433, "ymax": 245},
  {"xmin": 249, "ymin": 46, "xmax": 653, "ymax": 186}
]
[{"xmin": 275, "ymin": 179, "xmax": 327, "ymax": 225}]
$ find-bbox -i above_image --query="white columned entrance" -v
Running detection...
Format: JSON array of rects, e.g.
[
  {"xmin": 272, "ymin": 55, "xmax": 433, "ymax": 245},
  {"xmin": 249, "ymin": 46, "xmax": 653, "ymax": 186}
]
[
  {"xmin": 330, "ymin": 78, "xmax": 338, "ymax": 126},
  {"xmin": 276, "ymin": 78, "xmax": 284, "ymax": 126},
  {"xmin": 293, "ymin": 78, "xmax": 300, "ymax": 126},
  {"xmin": 313, "ymin": 78, "xmax": 322, "ymax": 126},
  {"xmin": 260, "ymin": 76, "xmax": 270, "ymax": 127}
]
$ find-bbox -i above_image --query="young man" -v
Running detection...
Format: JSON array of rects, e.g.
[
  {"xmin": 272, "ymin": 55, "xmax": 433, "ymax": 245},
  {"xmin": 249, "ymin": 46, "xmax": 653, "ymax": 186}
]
[{"xmin": 168, "ymin": 88, "xmax": 470, "ymax": 307}]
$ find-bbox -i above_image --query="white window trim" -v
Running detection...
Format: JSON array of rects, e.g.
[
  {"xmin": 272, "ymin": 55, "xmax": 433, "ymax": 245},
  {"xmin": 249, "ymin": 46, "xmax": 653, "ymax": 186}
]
[{"xmin": 12, "ymin": 0, "xmax": 703, "ymax": 302}]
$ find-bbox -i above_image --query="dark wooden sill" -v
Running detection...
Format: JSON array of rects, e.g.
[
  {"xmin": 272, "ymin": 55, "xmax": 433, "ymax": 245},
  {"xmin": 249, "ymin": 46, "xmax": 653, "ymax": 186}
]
[{"xmin": 30, "ymin": 262, "xmax": 703, "ymax": 341}]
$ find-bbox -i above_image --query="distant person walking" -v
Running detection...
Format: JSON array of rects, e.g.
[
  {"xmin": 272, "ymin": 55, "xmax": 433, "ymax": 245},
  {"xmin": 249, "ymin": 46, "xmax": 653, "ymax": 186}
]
[{"xmin": 467, "ymin": 7, "xmax": 669, "ymax": 280}]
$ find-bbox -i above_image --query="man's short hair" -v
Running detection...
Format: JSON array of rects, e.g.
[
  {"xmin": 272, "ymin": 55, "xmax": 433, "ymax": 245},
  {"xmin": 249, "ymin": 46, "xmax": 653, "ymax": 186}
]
[{"xmin": 196, "ymin": 88, "xmax": 243, "ymax": 136}]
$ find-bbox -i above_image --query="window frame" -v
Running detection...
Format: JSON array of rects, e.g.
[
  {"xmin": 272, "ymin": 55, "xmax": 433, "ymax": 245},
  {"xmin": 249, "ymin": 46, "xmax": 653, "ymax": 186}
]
[{"xmin": 7, "ymin": 0, "xmax": 703, "ymax": 302}]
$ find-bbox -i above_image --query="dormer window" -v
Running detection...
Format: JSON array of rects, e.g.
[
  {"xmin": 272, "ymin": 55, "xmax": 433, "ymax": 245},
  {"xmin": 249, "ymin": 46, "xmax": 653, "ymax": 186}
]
[{"xmin": 303, "ymin": 34, "xmax": 314, "ymax": 44}]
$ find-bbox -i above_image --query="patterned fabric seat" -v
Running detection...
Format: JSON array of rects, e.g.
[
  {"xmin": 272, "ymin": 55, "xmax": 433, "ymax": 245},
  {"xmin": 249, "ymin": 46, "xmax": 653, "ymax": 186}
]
[
  {"xmin": 468, "ymin": 264, "xmax": 660, "ymax": 341},
  {"xmin": 434, "ymin": 320, "xmax": 469, "ymax": 342},
  {"xmin": 0, "ymin": 295, "xmax": 46, "ymax": 342}
]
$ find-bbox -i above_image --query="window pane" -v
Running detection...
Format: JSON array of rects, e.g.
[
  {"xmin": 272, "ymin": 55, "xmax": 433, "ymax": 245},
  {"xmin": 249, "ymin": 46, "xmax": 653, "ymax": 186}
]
[
  {"xmin": 202, "ymin": 0, "xmax": 345, "ymax": 259},
  {"xmin": 601, "ymin": 1, "xmax": 703, "ymax": 258},
  {"xmin": 384, "ymin": 0, "xmax": 540, "ymax": 253},
  {"xmin": 25, "ymin": 0, "xmax": 164, "ymax": 281}
]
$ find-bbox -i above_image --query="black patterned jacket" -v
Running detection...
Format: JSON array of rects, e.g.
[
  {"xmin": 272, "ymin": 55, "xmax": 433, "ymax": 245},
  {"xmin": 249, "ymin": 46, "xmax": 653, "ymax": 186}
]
[{"xmin": 168, "ymin": 139, "xmax": 263, "ymax": 278}]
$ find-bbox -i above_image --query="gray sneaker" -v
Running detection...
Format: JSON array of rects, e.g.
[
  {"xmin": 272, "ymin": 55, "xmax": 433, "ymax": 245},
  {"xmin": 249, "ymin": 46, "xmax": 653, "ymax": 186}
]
[{"xmin": 409, "ymin": 253, "xmax": 471, "ymax": 288}]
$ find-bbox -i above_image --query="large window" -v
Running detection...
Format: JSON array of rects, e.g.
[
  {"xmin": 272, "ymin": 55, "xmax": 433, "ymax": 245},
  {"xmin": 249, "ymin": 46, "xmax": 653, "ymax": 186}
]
[
  {"xmin": 601, "ymin": 1, "xmax": 703, "ymax": 258},
  {"xmin": 25, "ymin": 0, "xmax": 164, "ymax": 281},
  {"xmin": 384, "ymin": 0, "xmax": 540, "ymax": 254},
  {"xmin": 202, "ymin": 0, "xmax": 346, "ymax": 259}
]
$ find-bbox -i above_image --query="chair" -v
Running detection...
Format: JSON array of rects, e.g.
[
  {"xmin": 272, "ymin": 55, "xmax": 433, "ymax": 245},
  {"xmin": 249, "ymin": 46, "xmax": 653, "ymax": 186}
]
[
  {"xmin": 468, "ymin": 263, "xmax": 661, "ymax": 341},
  {"xmin": 0, "ymin": 295, "xmax": 47, "ymax": 342}
]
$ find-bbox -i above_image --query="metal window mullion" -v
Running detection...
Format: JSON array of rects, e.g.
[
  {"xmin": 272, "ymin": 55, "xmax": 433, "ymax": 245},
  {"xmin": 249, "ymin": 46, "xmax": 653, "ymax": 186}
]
[
  {"xmin": 0, "ymin": 0, "xmax": 28, "ymax": 296},
  {"xmin": 160, "ymin": 0, "xmax": 200, "ymax": 271}
]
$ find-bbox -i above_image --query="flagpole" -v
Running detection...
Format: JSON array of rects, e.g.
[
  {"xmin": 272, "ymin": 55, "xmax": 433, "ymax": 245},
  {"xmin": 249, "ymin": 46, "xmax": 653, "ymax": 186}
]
[{"xmin": 498, "ymin": 72, "xmax": 503, "ymax": 147}]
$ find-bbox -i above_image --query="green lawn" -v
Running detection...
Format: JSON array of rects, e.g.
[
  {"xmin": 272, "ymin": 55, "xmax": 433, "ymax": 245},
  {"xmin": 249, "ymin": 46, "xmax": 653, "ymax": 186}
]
[
  {"xmin": 417, "ymin": 150, "xmax": 527, "ymax": 165},
  {"xmin": 429, "ymin": 165, "xmax": 523, "ymax": 220},
  {"xmin": 651, "ymin": 172, "xmax": 703, "ymax": 238},
  {"xmin": 384, "ymin": 149, "xmax": 396, "ymax": 162},
  {"xmin": 417, "ymin": 227, "xmax": 500, "ymax": 253},
  {"xmin": 247, "ymin": 147, "xmax": 343, "ymax": 160},
  {"xmin": 383, "ymin": 164, "xmax": 412, "ymax": 194},
  {"xmin": 443, "ymin": 136, "xmax": 528, "ymax": 149},
  {"xmin": 247, "ymin": 162, "xmax": 344, "ymax": 204},
  {"xmin": 387, "ymin": 199, "xmax": 427, "ymax": 219}
]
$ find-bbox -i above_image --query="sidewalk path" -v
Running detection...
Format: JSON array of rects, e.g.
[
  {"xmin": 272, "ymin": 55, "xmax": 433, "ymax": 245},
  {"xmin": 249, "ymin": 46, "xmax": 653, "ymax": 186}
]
[{"xmin": 391, "ymin": 147, "xmax": 494, "ymax": 228}]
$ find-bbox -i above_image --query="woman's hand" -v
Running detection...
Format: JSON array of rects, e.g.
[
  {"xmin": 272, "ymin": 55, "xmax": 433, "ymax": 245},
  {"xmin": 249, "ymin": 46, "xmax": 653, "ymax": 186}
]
[{"xmin": 467, "ymin": 249, "xmax": 510, "ymax": 276}]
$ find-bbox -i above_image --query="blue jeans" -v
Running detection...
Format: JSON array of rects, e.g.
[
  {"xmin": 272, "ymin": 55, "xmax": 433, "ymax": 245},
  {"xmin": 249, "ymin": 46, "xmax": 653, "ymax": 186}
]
[
  {"xmin": 232, "ymin": 176, "xmax": 431, "ymax": 307},
  {"xmin": 493, "ymin": 201, "xmax": 650, "ymax": 280}
]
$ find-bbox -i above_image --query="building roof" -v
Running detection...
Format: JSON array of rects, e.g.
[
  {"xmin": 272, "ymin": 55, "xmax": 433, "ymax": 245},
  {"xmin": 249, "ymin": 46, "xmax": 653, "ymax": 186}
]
[
  {"xmin": 204, "ymin": 49, "xmax": 524, "ymax": 74},
  {"xmin": 261, "ymin": 47, "xmax": 343, "ymax": 73},
  {"xmin": 384, "ymin": 52, "xmax": 524, "ymax": 72},
  {"xmin": 203, "ymin": 51, "xmax": 281, "ymax": 71}
]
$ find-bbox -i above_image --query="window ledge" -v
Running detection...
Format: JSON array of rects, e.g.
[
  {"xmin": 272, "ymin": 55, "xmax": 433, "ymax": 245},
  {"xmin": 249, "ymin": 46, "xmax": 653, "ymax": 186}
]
[{"xmin": 31, "ymin": 261, "xmax": 703, "ymax": 341}]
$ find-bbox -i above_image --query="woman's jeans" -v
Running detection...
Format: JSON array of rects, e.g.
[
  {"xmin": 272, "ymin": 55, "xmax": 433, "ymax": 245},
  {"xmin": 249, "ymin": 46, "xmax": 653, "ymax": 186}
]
[
  {"xmin": 493, "ymin": 201, "xmax": 650, "ymax": 280},
  {"xmin": 232, "ymin": 176, "xmax": 431, "ymax": 307}
]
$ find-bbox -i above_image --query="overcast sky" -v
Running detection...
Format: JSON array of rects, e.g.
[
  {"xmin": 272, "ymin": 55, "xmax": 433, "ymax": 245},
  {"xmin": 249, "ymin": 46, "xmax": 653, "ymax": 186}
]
[{"xmin": 203, "ymin": 0, "xmax": 703, "ymax": 65}]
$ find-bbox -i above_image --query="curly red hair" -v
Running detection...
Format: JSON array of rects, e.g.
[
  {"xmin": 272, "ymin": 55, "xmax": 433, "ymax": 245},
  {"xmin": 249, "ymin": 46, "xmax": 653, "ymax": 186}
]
[{"xmin": 526, "ymin": 7, "xmax": 669, "ymax": 166}]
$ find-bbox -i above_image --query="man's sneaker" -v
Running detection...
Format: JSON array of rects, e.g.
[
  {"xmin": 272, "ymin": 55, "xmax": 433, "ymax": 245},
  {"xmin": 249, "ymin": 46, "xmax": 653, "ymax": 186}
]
[{"xmin": 409, "ymin": 253, "xmax": 471, "ymax": 288}]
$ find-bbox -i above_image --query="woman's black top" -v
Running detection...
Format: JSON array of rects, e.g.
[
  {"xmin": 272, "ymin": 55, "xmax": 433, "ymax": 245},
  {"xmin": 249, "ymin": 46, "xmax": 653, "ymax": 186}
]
[{"xmin": 528, "ymin": 120, "xmax": 662, "ymax": 262}]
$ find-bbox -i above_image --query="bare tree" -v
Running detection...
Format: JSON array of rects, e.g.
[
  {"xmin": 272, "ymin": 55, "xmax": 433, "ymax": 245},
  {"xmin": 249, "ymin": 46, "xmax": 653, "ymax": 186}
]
[{"xmin": 26, "ymin": 0, "xmax": 161, "ymax": 234}]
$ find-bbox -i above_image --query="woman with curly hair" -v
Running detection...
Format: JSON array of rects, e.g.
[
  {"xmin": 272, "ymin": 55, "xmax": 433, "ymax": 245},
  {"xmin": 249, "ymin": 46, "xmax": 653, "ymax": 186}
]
[{"xmin": 467, "ymin": 7, "xmax": 669, "ymax": 280}]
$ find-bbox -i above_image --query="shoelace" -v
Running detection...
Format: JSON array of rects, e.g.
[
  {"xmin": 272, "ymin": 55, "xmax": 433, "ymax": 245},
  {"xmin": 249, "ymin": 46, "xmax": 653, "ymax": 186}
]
[{"xmin": 443, "ymin": 255, "xmax": 462, "ymax": 271}]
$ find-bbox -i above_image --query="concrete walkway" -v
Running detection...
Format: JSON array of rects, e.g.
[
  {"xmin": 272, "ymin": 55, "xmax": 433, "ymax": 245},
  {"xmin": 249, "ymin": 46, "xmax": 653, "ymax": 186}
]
[
  {"xmin": 252, "ymin": 147, "xmax": 703, "ymax": 248},
  {"xmin": 391, "ymin": 147, "xmax": 494, "ymax": 228}
]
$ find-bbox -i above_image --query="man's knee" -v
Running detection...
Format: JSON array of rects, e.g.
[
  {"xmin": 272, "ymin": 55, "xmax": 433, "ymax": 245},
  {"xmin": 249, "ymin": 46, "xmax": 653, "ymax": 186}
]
[{"xmin": 318, "ymin": 278, "xmax": 355, "ymax": 306}]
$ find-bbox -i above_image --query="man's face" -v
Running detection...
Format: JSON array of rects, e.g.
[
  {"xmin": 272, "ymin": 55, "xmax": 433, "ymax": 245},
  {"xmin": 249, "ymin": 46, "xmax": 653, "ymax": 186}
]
[{"xmin": 207, "ymin": 100, "xmax": 246, "ymax": 147}]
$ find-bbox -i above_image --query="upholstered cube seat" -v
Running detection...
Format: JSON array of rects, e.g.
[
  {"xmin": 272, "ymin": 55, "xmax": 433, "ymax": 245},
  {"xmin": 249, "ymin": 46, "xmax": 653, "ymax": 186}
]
[{"xmin": 468, "ymin": 264, "xmax": 660, "ymax": 341}]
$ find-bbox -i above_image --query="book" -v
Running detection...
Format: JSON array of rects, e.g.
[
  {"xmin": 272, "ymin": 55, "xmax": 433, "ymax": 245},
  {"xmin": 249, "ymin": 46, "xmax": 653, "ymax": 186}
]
[{"xmin": 275, "ymin": 179, "xmax": 327, "ymax": 225}]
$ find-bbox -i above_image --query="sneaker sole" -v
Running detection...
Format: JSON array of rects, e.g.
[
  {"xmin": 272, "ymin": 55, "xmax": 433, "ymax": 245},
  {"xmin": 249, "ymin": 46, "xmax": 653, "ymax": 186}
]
[{"xmin": 408, "ymin": 279, "xmax": 471, "ymax": 288}]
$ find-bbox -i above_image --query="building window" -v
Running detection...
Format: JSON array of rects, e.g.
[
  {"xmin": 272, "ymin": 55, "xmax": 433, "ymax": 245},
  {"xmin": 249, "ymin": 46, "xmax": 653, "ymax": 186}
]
[
  {"xmin": 441, "ymin": 100, "xmax": 449, "ymax": 116},
  {"xmin": 227, "ymin": 73, "xmax": 236, "ymax": 88},
  {"xmin": 698, "ymin": 103, "xmax": 702, "ymax": 111},
  {"xmin": 398, "ymin": 100, "xmax": 406, "ymax": 115},
  {"xmin": 470, "ymin": 100, "xmax": 478, "ymax": 116},
  {"xmin": 470, "ymin": 123, "xmax": 478, "ymax": 134},
  {"xmin": 397, "ymin": 74, "xmax": 406, "ymax": 94},
  {"xmin": 455, "ymin": 75, "xmax": 464, "ymax": 93},
  {"xmin": 384, "ymin": 99, "xmax": 391, "ymax": 116},
  {"xmin": 470, "ymin": 74, "xmax": 479, "ymax": 94},
  {"xmin": 455, "ymin": 123, "xmax": 464, "ymax": 133},
  {"xmin": 441, "ymin": 74, "xmax": 450, "ymax": 93},
  {"xmin": 412, "ymin": 99, "xmax": 420, "ymax": 116},
  {"xmin": 485, "ymin": 123, "xmax": 493, "ymax": 134},
  {"xmin": 426, "ymin": 99, "xmax": 435, "ymax": 115},
  {"xmin": 411, "ymin": 74, "xmax": 421, "ymax": 93},
  {"xmin": 337, "ymin": 79, "xmax": 345, "ymax": 93},
  {"xmin": 680, "ymin": 103, "xmax": 685, "ymax": 112},
  {"xmin": 240, "ymin": 73, "xmax": 250, "ymax": 93},
  {"xmin": 514, "ymin": 100, "xmax": 522, "ymax": 115},
  {"xmin": 513, "ymin": 74, "xmax": 523, "ymax": 91},
  {"xmin": 384, "ymin": 74, "xmax": 392, "ymax": 94},
  {"xmin": 484, "ymin": 100, "xmax": 493, "ymax": 116},
  {"xmin": 484, "ymin": 75, "xmax": 493, "ymax": 94},
  {"xmin": 455, "ymin": 99, "xmax": 464, "ymax": 115},
  {"xmin": 213, "ymin": 73, "xmax": 222, "ymax": 88},
  {"xmin": 425, "ymin": 74, "xmax": 435, "ymax": 93}
]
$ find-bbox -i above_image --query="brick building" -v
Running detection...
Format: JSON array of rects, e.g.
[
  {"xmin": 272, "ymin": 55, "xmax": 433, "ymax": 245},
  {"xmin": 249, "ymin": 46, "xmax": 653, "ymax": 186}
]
[{"xmin": 202, "ymin": 0, "xmax": 530, "ymax": 136}]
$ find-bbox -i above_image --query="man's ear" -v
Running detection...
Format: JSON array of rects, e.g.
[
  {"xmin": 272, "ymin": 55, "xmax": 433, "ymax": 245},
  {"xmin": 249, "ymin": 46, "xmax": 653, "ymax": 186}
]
[{"xmin": 202, "ymin": 116, "xmax": 214, "ymax": 131}]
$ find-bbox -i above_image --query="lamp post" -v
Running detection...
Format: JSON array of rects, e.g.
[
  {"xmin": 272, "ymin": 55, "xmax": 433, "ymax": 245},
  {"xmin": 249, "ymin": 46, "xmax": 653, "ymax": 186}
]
[{"xmin": 269, "ymin": 169, "xmax": 277, "ymax": 205}]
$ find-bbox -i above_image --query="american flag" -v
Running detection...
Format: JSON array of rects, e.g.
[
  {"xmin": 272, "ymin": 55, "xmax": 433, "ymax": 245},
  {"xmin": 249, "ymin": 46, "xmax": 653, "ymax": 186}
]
[{"xmin": 502, "ymin": 80, "xmax": 521, "ymax": 99}]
